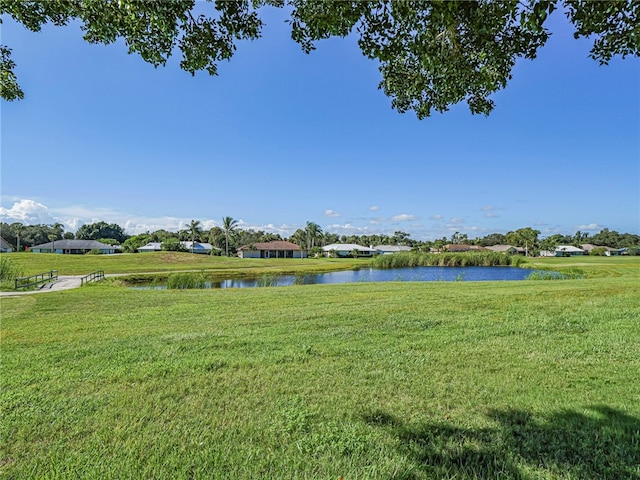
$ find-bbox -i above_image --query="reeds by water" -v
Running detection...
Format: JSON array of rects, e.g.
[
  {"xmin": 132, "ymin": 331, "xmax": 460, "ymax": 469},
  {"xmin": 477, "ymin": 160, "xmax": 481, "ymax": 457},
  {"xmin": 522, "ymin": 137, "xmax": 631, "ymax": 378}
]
[
  {"xmin": 370, "ymin": 251, "xmax": 523, "ymax": 268},
  {"xmin": 166, "ymin": 271, "xmax": 208, "ymax": 289}
]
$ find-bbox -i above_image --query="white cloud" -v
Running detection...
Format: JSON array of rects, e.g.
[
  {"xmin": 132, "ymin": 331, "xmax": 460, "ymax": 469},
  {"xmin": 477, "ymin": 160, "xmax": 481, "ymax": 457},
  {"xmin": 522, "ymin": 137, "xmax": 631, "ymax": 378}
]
[
  {"xmin": 0, "ymin": 199, "xmax": 60, "ymax": 224},
  {"xmin": 484, "ymin": 213, "xmax": 499, "ymax": 218},
  {"xmin": 430, "ymin": 214, "xmax": 443, "ymax": 220},
  {"xmin": 391, "ymin": 214, "xmax": 416, "ymax": 221},
  {"xmin": 448, "ymin": 217, "xmax": 465, "ymax": 225},
  {"xmin": 576, "ymin": 223, "xmax": 604, "ymax": 232},
  {"xmin": 482, "ymin": 205, "xmax": 496, "ymax": 211},
  {"xmin": 369, "ymin": 205, "xmax": 380, "ymax": 211},
  {"xmin": 324, "ymin": 209, "xmax": 341, "ymax": 217},
  {"xmin": 324, "ymin": 223, "xmax": 372, "ymax": 236}
]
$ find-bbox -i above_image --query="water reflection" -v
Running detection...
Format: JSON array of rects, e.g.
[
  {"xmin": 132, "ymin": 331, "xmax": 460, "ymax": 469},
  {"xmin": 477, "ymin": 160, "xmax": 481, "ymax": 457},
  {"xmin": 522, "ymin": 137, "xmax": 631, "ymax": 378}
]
[{"xmin": 134, "ymin": 266, "xmax": 545, "ymax": 290}]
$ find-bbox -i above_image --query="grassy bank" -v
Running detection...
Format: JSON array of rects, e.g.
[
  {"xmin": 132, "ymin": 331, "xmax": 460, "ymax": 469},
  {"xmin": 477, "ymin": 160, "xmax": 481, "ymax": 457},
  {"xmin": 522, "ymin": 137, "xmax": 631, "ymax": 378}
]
[
  {"xmin": 2, "ymin": 252, "xmax": 368, "ymax": 277},
  {"xmin": 1, "ymin": 259, "xmax": 639, "ymax": 478}
]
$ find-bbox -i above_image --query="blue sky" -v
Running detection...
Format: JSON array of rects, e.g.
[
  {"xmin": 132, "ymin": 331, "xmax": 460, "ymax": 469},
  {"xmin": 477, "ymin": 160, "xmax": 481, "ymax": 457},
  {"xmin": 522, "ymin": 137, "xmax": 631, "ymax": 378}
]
[{"xmin": 1, "ymin": 6, "xmax": 638, "ymax": 240}]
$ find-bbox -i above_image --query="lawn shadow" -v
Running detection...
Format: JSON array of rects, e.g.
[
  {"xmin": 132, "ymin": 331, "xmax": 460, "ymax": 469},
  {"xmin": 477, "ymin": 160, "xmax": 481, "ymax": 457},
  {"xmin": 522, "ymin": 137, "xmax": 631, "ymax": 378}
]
[{"xmin": 363, "ymin": 405, "xmax": 640, "ymax": 479}]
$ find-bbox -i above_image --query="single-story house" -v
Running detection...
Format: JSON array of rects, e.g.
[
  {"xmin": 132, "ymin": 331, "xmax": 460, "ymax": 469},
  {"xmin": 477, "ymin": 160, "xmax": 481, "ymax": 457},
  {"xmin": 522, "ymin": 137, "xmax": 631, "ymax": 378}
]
[
  {"xmin": 30, "ymin": 239, "xmax": 116, "ymax": 254},
  {"xmin": 554, "ymin": 245, "xmax": 585, "ymax": 257},
  {"xmin": 182, "ymin": 242, "xmax": 216, "ymax": 254},
  {"xmin": 374, "ymin": 245, "xmax": 412, "ymax": 255},
  {"xmin": 138, "ymin": 241, "xmax": 217, "ymax": 254},
  {"xmin": 238, "ymin": 241, "xmax": 306, "ymax": 259},
  {"xmin": 485, "ymin": 244, "xmax": 526, "ymax": 255},
  {"xmin": 137, "ymin": 242, "xmax": 163, "ymax": 253},
  {"xmin": 444, "ymin": 244, "xmax": 489, "ymax": 253},
  {"xmin": 580, "ymin": 244, "xmax": 619, "ymax": 255},
  {"xmin": 0, "ymin": 236, "xmax": 14, "ymax": 253},
  {"xmin": 322, "ymin": 243, "xmax": 377, "ymax": 258}
]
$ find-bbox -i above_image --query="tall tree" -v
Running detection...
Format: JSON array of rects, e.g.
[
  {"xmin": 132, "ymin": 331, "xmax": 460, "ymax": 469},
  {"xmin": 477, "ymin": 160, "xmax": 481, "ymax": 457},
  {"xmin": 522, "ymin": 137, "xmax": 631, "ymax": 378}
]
[
  {"xmin": 393, "ymin": 231, "xmax": 413, "ymax": 245},
  {"xmin": 208, "ymin": 226, "xmax": 225, "ymax": 251},
  {"xmin": 14, "ymin": 223, "xmax": 21, "ymax": 251},
  {"xmin": 2, "ymin": 1, "xmax": 637, "ymax": 117},
  {"xmin": 304, "ymin": 221, "xmax": 323, "ymax": 250},
  {"xmin": 222, "ymin": 216, "xmax": 239, "ymax": 257},
  {"xmin": 449, "ymin": 232, "xmax": 468, "ymax": 245},
  {"xmin": 290, "ymin": 228, "xmax": 306, "ymax": 247},
  {"xmin": 506, "ymin": 227, "xmax": 540, "ymax": 256},
  {"xmin": 475, "ymin": 232, "xmax": 507, "ymax": 247},
  {"xmin": 76, "ymin": 221, "xmax": 128, "ymax": 243},
  {"xmin": 539, "ymin": 234, "xmax": 568, "ymax": 253},
  {"xmin": 187, "ymin": 219, "xmax": 202, "ymax": 253}
]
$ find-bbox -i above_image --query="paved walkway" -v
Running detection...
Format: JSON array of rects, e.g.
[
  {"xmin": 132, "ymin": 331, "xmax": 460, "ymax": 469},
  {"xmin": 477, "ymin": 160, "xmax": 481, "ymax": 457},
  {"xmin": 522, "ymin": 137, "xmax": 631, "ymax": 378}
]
[{"xmin": 0, "ymin": 276, "xmax": 83, "ymax": 297}]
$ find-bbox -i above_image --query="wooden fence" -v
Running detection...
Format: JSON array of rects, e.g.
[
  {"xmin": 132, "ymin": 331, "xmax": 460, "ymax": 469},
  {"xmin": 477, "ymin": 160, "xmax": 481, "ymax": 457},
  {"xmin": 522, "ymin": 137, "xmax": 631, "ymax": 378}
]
[
  {"xmin": 15, "ymin": 270, "xmax": 58, "ymax": 290},
  {"xmin": 81, "ymin": 270, "xmax": 105, "ymax": 286}
]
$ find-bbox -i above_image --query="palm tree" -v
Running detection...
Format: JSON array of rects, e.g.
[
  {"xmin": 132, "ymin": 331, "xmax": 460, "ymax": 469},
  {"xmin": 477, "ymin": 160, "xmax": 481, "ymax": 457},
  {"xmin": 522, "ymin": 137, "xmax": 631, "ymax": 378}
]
[
  {"xmin": 305, "ymin": 221, "xmax": 323, "ymax": 250},
  {"xmin": 14, "ymin": 224, "xmax": 21, "ymax": 252},
  {"xmin": 222, "ymin": 216, "xmax": 239, "ymax": 257},
  {"xmin": 290, "ymin": 229, "xmax": 307, "ymax": 259},
  {"xmin": 48, "ymin": 234, "xmax": 56, "ymax": 253},
  {"xmin": 188, "ymin": 219, "xmax": 202, "ymax": 253}
]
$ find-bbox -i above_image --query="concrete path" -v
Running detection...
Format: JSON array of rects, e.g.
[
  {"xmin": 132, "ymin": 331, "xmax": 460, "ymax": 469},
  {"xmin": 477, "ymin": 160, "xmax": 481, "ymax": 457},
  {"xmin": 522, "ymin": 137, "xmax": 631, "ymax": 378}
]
[{"xmin": 0, "ymin": 276, "xmax": 83, "ymax": 297}]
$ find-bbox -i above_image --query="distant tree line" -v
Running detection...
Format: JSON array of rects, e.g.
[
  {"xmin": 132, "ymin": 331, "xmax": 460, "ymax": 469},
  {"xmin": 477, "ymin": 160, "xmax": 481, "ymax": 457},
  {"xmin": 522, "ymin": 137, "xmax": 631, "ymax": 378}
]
[{"xmin": 1, "ymin": 220, "xmax": 639, "ymax": 256}]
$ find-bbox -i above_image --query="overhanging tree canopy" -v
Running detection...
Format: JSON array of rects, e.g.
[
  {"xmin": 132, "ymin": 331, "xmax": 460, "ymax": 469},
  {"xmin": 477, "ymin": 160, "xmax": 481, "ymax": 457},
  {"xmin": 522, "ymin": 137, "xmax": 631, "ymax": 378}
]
[{"xmin": 2, "ymin": 1, "xmax": 638, "ymax": 117}]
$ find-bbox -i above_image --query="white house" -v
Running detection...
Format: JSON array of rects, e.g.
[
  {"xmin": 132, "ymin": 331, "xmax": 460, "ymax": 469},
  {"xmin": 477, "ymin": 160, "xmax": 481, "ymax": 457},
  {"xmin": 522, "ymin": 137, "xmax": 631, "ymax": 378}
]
[
  {"xmin": 137, "ymin": 242, "xmax": 163, "ymax": 252},
  {"xmin": 374, "ymin": 245, "xmax": 412, "ymax": 255},
  {"xmin": 322, "ymin": 243, "xmax": 377, "ymax": 258},
  {"xmin": 138, "ymin": 241, "xmax": 216, "ymax": 254},
  {"xmin": 553, "ymin": 245, "xmax": 585, "ymax": 257},
  {"xmin": 182, "ymin": 242, "xmax": 216, "ymax": 254}
]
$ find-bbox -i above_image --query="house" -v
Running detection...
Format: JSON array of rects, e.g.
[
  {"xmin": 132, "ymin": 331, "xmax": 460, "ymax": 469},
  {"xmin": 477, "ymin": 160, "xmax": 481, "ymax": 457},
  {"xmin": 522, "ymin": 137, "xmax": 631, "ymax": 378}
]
[
  {"xmin": 30, "ymin": 239, "xmax": 116, "ymax": 254},
  {"xmin": 554, "ymin": 245, "xmax": 585, "ymax": 257},
  {"xmin": 237, "ymin": 241, "xmax": 306, "ymax": 259},
  {"xmin": 444, "ymin": 244, "xmax": 489, "ymax": 252},
  {"xmin": 0, "ymin": 236, "xmax": 14, "ymax": 253},
  {"xmin": 485, "ymin": 244, "xmax": 525, "ymax": 255},
  {"xmin": 374, "ymin": 245, "xmax": 412, "ymax": 255},
  {"xmin": 580, "ymin": 244, "xmax": 618, "ymax": 255},
  {"xmin": 138, "ymin": 241, "xmax": 217, "ymax": 254},
  {"xmin": 137, "ymin": 242, "xmax": 163, "ymax": 253},
  {"xmin": 322, "ymin": 243, "xmax": 377, "ymax": 258},
  {"xmin": 181, "ymin": 242, "xmax": 216, "ymax": 254}
]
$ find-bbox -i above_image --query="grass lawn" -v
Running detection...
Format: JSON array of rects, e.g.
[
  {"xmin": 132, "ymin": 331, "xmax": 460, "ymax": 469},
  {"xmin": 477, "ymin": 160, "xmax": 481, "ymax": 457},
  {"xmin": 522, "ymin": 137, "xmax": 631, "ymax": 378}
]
[
  {"xmin": 1, "ymin": 257, "xmax": 639, "ymax": 478},
  {"xmin": 4, "ymin": 251, "xmax": 368, "ymax": 277}
]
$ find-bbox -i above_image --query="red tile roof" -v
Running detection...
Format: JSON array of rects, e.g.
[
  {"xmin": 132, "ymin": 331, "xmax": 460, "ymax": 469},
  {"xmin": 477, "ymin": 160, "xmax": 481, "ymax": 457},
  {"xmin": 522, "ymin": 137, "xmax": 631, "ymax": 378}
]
[{"xmin": 238, "ymin": 241, "xmax": 301, "ymax": 251}]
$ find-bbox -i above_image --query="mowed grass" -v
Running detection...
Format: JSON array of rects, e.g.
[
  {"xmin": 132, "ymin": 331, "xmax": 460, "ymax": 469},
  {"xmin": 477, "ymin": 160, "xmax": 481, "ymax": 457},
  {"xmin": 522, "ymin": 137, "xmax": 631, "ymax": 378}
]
[
  {"xmin": 5, "ymin": 251, "xmax": 368, "ymax": 277},
  {"xmin": 1, "ymin": 259, "xmax": 639, "ymax": 478}
]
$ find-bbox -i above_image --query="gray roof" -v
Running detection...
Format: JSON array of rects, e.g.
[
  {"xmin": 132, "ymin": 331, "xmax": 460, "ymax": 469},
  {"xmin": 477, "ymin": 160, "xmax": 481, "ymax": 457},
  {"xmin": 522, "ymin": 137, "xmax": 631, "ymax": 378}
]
[
  {"xmin": 0, "ymin": 236, "xmax": 13, "ymax": 250},
  {"xmin": 322, "ymin": 243, "xmax": 377, "ymax": 252},
  {"xmin": 138, "ymin": 242, "xmax": 162, "ymax": 250},
  {"xmin": 556, "ymin": 245, "xmax": 585, "ymax": 253},
  {"xmin": 31, "ymin": 239, "xmax": 114, "ymax": 250},
  {"xmin": 374, "ymin": 245, "xmax": 412, "ymax": 252},
  {"xmin": 182, "ymin": 241, "xmax": 216, "ymax": 250},
  {"xmin": 485, "ymin": 244, "xmax": 524, "ymax": 253}
]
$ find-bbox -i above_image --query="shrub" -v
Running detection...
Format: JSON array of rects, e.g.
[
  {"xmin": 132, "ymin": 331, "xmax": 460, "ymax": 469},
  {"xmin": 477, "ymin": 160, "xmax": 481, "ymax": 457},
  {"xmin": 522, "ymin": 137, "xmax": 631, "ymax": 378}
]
[
  {"xmin": 161, "ymin": 238, "xmax": 186, "ymax": 252},
  {"xmin": 257, "ymin": 274, "xmax": 278, "ymax": 287},
  {"xmin": 166, "ymin": 271, "xmax": 208, "ymax": 289},
  {"xmin": 0, "ymin": 255, "xmax": 23, "ymax": 283}
]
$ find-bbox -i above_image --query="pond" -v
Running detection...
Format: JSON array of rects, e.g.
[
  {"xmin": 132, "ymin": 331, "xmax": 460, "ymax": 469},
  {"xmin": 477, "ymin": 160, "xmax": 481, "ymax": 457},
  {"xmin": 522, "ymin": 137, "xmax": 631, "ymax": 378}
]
[{"xmin": 133, "ymin": 266, "xmax": 546, "ymax": 289}]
